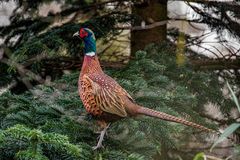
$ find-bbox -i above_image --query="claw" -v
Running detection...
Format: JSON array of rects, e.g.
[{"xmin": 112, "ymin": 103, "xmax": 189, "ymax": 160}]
[{"xmin": 92, "ymin": 144, "xmax": 104, "ymax": 150}]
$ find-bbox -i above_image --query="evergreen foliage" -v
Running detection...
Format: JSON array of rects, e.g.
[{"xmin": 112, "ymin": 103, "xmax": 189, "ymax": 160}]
[
  {"xmin": 0, "ymin": 0, "xmax": 131, "ymax": 86},
  {"xmin": 0, "ymin": 124, "xmax": 92, "ymax": 160},
  {"xmin": 189, "ymin": 1, "xmax": 240, "ymax": 40},
  {"xmin": 0, "ymin": 1, "xmax": 239, "ymax": 159},
  {"xmin": 1, "ymin": 43, "xmax": 233, "ymax": 159}
]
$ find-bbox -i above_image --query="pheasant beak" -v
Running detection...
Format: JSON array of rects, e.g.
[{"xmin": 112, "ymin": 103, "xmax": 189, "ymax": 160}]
[{"xmin": 73, "ymin": 31, "xmax": 79, "ymax": 37}]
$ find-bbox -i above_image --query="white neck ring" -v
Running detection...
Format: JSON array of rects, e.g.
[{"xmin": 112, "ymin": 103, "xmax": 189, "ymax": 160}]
[{"xmin": 85, "ymin": 52, "xmax": 95, "ymax": 56}]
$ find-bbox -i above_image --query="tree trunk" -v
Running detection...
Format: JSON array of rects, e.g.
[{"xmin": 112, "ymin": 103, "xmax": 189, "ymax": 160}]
[{"xmin": 131, "ymin": 0, "xmax": 167, "ymax": 54}]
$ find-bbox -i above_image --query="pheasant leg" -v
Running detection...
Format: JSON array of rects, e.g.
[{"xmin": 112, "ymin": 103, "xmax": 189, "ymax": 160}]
[{"xmin": 92, "ymin": 123, "xmax": 110, "ymax": 150}]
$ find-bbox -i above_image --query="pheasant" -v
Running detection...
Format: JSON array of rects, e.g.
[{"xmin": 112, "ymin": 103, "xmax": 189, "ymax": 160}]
[{"xmin": 73, "ymin": 28, "xmax": 213, "ymax": 150}]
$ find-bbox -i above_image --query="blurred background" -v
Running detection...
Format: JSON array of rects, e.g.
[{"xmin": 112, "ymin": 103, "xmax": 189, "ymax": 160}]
[{"xmin": 0, "ymin": 0, "xmax": 240, "ymax": 160}]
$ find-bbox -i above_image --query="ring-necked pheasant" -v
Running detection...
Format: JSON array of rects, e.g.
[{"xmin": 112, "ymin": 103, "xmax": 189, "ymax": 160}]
[{"xmin": 73, "ymin": 28, "xmax": 213, "ymax": 150}]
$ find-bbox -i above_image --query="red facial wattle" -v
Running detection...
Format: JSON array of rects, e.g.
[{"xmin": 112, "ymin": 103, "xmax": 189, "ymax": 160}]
[{"xmin": 79, "ymin": 28, "xmax": 88, "ymax": 38}]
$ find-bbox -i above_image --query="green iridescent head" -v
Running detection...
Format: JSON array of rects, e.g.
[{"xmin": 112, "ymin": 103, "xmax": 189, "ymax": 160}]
[{"xmin": 73, "ymin": 28, "xmax": 96, "ymax": 56}]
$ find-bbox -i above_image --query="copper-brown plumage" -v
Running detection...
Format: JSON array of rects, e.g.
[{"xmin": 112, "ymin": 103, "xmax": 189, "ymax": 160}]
[
  {"xmin": 75, "ymin": 28, "xmax": 213, "ymax": 149},
  {"xmin": 78, "ymin": 56, "xmax": 212, "ymax": 131}
]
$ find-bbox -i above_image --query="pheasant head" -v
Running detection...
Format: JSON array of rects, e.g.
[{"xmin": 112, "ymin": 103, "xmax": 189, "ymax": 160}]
[
  {"xmin": 74, "ymin": 28, "xmax": 102, "ymax": 75},
  {"xmin": 73, "ymin": 28, "xmax": 96, "ymax": 56}
]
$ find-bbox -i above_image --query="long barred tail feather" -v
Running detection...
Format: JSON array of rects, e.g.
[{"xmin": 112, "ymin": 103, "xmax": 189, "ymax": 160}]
[{"xmin": 137, "ymin": 106, "xmax": 214, "ymax": 132}]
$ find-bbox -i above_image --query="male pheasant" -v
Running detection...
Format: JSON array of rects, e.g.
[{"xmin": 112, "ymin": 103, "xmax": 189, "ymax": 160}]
[{"xmin": 73, "ymin": 28, "xmax": 213, "ymax": 150}]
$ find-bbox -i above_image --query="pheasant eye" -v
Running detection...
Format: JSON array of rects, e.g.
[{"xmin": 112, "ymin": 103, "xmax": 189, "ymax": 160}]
[{"xmin": 80, "ymin": 28, "xmax": 88, "ymax": 38}]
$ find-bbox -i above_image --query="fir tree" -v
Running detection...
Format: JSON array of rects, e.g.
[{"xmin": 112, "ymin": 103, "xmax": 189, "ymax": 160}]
[
  {"xmin": 0, "ymin": 0, "xmax": 239, "ymax": 159},
  {"xmin": 1, "ymin": 43, "xmax": 232, "ymax": 159}
]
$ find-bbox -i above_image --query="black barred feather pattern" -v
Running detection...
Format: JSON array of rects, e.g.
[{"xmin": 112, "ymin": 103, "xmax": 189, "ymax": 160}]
[
  {"xmin": 79, "ymin": 55, "xmax": 213, "ymax": 132},
  {"xmin": 137, "ymin": 106, "xmax": 214, "ymax": 132},
  {"xmin": 78, "ymin": 30, "xmax": 213, "ymax": 138}
]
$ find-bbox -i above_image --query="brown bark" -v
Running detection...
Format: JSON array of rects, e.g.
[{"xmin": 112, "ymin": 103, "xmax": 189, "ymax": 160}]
[
  {"xmin": 131, "ymin": 0, "xmax": 167, "ymax": 54},
  {"xmin": 43, "ymin": 57, "xmax": 125, "ymax": 70},
  {"xmin": 191, "ymin": 59, "xmax": 240, "ymax": 70},
  {"xmin": 31, "ymin": 57, "xmax": 240, "ymax": 71}
]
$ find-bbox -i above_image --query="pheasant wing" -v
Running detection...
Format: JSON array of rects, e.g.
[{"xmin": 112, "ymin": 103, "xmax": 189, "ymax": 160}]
[{"xmin": 82, "ymin": 74, "xmax": 133, "ymax": 117}]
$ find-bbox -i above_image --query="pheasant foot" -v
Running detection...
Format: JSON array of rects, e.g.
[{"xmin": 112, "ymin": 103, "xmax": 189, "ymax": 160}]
[{"xmin": 92, "ymin": 123, "xmax": 110, "ymax": 150}]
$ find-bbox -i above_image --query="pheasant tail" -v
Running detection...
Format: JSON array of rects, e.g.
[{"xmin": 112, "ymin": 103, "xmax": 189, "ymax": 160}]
[{"xmin": 136, "ymin": 106, "xmax": 213, "ymax": 132}]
